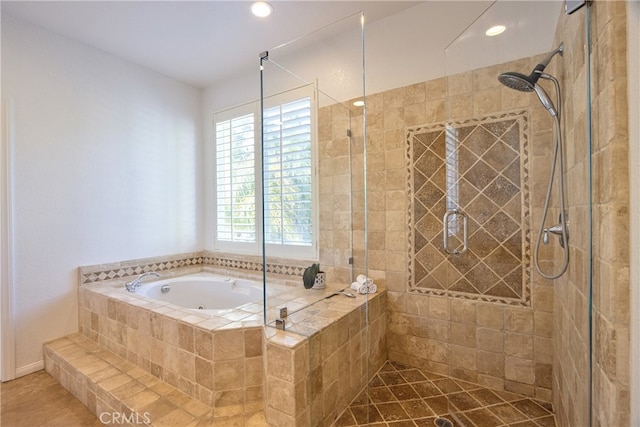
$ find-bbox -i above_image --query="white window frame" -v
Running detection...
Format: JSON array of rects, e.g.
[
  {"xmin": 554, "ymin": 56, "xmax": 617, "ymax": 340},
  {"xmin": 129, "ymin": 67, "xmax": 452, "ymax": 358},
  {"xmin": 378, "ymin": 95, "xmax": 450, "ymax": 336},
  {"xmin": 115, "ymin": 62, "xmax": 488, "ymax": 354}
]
[{"xmin": 213, "ymin": 84, "xmax": 318, "ymax": 260}]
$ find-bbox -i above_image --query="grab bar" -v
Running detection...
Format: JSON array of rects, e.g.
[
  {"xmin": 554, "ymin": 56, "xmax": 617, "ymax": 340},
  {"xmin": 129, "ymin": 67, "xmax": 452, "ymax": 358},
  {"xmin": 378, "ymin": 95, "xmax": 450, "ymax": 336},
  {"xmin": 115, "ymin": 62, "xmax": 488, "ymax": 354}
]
[{"xmin": 443, "ymin": 209, "xmax": 468, "ymax": 255}]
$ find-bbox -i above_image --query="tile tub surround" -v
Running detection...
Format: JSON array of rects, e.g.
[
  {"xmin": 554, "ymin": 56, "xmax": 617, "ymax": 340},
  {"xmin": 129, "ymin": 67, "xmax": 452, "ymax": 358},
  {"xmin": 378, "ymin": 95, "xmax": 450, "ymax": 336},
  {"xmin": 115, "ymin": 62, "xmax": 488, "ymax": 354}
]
[
  {"xmin": 263, "ymin": 291, "xmax": 388, "ymax": 427},
  {"xmin": 77, "ymin": 254, "xmax": 389, "ymax": 426},
  {"xmin": 78, "ymin": 276, "xmax": 265, "ymax": 417}
]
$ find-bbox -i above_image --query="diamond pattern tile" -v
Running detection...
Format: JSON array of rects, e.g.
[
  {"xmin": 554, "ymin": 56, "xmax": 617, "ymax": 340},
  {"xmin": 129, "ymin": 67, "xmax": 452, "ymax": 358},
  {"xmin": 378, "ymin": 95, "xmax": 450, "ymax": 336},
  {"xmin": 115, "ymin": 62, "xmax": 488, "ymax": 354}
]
[
  {"xmin": 334, "ymin": 361, "xmax": 556, "ymax": 427},
  {"xmin": 407, "ymin": 112, "xmax": 532, "ymax": 306}
]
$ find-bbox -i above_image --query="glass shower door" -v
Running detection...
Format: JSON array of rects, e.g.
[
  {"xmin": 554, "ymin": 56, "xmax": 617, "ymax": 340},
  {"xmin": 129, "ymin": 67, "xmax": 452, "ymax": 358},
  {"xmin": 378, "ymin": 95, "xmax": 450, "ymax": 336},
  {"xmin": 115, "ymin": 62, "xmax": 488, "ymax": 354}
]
[{"xmin": 411, "ymin": 1, "xmax": 592, "ymax": 426}]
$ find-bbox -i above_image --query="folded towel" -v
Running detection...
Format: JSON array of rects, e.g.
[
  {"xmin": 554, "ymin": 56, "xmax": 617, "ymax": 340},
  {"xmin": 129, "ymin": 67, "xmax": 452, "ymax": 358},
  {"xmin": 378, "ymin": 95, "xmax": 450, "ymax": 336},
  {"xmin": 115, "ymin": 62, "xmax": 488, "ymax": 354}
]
[
  {"xmin": 356, "ymin": 274, "xmax": 367, "ymax": 285},
  {"xmin": 351, "ymin": 282, "xmax": 360, "ymax": 291}
]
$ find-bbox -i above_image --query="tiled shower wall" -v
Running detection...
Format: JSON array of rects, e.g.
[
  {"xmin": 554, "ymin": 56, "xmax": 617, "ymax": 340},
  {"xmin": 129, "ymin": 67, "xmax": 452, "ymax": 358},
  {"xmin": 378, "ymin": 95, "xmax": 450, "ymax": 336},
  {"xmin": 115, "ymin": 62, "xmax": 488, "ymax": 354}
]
[
  {"xmin": 551, "ymin": 2, "xmax": 632, "ymax": 426},
  {"xmin": 407, "ymin": 113, "xmax": 532, "ymax": 305},
  {"xmin": 332, "ymin": 53, "xmax": 558, "ymax": 402},
  {"xmin": 317, "ymin": 102, "xmax": 363, "ymax": 284},
  {"xmin": 554, "ymin": 1, "xmax": 630, "ymax": 426},
  {"xmin": 550, "ymin": 5, "xmax": 592, "ymax": 427},
  {"xmin": 590, "ymin": 1, "xmax": 630, "ymax": 426}
]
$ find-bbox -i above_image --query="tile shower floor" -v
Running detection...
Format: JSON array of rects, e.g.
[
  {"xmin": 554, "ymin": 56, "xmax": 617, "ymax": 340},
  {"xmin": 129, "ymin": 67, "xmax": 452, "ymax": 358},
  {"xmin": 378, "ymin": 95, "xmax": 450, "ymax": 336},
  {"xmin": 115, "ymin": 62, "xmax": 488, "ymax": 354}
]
[{"xmin": 334, "ymin": 361, "xmax": 556, "ymax": 427}]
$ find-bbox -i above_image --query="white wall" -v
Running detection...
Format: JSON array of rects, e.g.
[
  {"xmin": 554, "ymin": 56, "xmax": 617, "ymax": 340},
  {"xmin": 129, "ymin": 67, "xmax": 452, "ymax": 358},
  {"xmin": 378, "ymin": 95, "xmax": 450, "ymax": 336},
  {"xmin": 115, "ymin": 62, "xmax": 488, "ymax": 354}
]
[{"xmin": 1, "ymin": 14, "xmax": 203, "ymax": 375}]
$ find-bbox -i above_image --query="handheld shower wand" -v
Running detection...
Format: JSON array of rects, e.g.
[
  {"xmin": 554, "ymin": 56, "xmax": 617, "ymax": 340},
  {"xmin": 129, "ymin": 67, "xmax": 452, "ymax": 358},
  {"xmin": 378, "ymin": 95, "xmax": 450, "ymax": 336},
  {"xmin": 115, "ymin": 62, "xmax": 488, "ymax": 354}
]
[
  {"xmin": 497, "ymin": 43, "xmax": 569, "ymax": 279},
  {"xmin": 533, "ymin": 83, "xmax": 557, "ymax": 116}
]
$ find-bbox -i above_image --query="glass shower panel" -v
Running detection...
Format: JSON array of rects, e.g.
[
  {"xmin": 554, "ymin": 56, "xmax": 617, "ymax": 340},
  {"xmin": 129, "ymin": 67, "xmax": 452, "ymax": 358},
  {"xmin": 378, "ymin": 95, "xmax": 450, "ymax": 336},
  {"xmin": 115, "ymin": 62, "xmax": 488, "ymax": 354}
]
[
  {"xmin": 259, "ymin": 13, "xmax": 370, "ymax": 427},
  {"xmin": 259, "ymin": 13, "xmax": 366, "ymax": 333},
  {"xmin": 415, "ymin": 1, "xmax": 593, "ymax": 426}
]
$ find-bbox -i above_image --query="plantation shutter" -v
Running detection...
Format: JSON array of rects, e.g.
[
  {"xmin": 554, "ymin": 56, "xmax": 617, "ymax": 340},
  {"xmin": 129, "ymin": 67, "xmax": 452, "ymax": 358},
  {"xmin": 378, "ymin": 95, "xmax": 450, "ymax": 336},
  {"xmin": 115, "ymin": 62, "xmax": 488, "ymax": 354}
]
[
  {"xmin": 215, "ymin": 113, "xmax": 256, "ymax": 243},
  {"xmin": 263, "ymin": 97, "xmax": 313, "ymax": 246}
]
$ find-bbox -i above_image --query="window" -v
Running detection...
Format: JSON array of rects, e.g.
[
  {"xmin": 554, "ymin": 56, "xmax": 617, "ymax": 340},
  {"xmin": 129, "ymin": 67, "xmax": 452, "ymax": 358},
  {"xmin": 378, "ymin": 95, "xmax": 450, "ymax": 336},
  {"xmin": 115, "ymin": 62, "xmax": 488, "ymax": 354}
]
[{"xmin": 213, "ymin": 85, "xmax": 317, "ymax": 259}]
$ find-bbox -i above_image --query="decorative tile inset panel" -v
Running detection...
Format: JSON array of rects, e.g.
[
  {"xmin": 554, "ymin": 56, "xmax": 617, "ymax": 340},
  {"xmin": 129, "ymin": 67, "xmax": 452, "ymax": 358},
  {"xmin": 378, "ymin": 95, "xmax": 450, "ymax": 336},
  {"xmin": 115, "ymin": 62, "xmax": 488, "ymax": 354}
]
[{"xmin": 407, "ymin": 111, "xmax": 532, "ymax": 306}]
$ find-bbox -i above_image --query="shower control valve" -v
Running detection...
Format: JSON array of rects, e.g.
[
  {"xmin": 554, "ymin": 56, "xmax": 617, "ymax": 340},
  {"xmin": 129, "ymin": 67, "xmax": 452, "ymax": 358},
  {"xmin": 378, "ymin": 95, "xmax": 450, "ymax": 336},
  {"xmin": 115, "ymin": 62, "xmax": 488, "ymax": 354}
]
[
  {"xmin": 543, "ymin": 224, "xmax": 563, "ymax": 243},
  {"xmin": 543, "ymin": 214, "xmax": 569, "ymax": 248}
]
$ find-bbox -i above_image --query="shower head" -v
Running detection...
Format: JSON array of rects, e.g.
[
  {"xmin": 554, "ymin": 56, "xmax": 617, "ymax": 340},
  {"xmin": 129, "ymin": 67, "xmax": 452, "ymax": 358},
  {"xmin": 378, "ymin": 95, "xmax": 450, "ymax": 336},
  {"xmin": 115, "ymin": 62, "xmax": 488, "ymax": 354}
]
[
  {"xmin": 498, "ymin": 72, "xmax": 557, "ymax": 116},
  {"xmin": 498, "ymin": 71, "xmax": 536, "ymax": 92},
  {"xmin": 498, "ymin": 42, "xmax": 564, "ymax": 92},
  {"xmin": 498, "ymin": 42, "xmax": 563, "ymax": 116}
]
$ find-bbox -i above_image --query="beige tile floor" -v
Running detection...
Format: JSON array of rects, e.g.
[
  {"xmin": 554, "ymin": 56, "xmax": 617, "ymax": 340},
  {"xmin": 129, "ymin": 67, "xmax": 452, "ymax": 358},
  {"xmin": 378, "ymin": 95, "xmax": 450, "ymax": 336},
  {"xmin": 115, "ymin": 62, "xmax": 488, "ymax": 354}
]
[
  {"xmin": 0, "ymin": 370, "xmax": 102, "ymax": 427},
  {"xmin": 1, "ymin": 363, "xmax": 557, "ymax": 427}
]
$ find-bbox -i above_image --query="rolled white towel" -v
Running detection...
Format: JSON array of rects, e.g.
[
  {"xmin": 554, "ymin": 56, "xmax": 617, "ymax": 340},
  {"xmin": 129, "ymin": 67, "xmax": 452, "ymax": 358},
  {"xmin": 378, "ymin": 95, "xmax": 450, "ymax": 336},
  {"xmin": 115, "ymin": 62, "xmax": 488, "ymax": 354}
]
[
  {"xmin": 356, "ymin": 274, "xmax": 367, "ymax": 285},
  {"xmin": 364, "ymin": 277, "xmax": 374, "ymax": 287},
  {"xmin": 351, "ymin": 282, "xmax": 360, "ymax": 291},
  {"xmin": 357, "ymin": 283, "xmax": 378, "ymax": 294}
]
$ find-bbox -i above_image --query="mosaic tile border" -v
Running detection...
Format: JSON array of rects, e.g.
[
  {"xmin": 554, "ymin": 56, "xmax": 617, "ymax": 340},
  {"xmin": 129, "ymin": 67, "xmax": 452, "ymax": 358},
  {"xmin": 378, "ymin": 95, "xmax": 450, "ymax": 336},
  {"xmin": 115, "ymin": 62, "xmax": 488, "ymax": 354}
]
[
  {"xmin": 80, "ymin": 252, "xmax": 307, "ymax": 285},
  {"xmin": 406, "ymin": 111, "xmax": 533, "ymax": 307},
  {"xmin": 79, "ymin": 254, "xmax": 203, "ymax": 284},
  {"xmin": 205, "ymin": 255, "xmax": 306, "ymax": 277}
]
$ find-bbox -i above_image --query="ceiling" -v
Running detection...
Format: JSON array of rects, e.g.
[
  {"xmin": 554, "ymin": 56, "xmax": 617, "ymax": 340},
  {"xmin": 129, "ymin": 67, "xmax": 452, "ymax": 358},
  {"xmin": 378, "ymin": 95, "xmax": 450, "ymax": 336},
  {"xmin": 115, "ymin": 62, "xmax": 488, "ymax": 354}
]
[
  {"xmin": 2, "ymin": 1, "xmax": 563, "ymax": 90},
  {"xmin": 2, "ymin": 1, "xmax": 420, "ymax": 88}
]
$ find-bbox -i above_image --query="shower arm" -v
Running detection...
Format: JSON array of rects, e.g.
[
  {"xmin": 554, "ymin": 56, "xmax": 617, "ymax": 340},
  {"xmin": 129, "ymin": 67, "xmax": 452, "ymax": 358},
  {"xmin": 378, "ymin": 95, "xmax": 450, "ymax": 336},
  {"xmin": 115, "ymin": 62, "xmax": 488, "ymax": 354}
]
[{"xmin": 535, "ymin": 42, "xmax": 564, "ymax": 72}]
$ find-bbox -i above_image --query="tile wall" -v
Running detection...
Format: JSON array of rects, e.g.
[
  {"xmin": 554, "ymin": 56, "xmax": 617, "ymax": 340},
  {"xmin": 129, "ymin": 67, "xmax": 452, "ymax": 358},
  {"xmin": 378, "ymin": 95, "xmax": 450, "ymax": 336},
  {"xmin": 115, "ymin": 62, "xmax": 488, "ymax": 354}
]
[
  {"xmin": 591, "ymin": 1, "xmax": 637, "ymax": 426},
  {"xmin": 340, "ymin": 54, "xmax": 558, "ymax": 403},
  {"xmin": 549, "ymin": 4, "xmax": 592, "ymax": 427},
  {"xmin": 550, "ymin": 2, "xmax": 632, "ymax": 426},
  {"xmin": 590, "ymin": 1, "xmax": 631, "ymax": 426},
  {"xmin": 317, "ymin": 102, "xmax": 366, "ymax": 284}
]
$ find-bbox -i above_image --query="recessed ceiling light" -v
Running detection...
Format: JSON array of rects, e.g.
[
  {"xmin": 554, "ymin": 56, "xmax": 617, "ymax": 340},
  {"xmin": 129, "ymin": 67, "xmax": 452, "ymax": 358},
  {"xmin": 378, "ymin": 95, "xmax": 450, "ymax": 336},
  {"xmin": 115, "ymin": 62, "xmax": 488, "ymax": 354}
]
[
  {"xmin": 485, "ymin": 25, "xmax": 506, "ymax": 37},
  {"xmin": 353, "ymin": 100, "xmax": 365, "ymax": 107},
  {"xmin": 251, "ymin": 2, "xmax": 273, "ymax": 18}
]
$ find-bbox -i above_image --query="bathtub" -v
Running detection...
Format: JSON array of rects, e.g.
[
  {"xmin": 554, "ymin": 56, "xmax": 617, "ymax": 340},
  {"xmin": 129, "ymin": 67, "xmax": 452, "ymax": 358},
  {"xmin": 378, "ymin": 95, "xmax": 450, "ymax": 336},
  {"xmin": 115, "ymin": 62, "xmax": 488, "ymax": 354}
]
[{"xmin": 136, "ymin": 273, "xmax": 263, "ymax": 312}]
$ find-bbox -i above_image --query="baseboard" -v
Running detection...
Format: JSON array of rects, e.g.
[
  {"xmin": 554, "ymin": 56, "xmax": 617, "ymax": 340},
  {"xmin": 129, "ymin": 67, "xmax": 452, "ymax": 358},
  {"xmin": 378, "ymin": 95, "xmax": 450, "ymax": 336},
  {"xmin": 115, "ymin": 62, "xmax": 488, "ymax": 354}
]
[{"xmin": 15, "ymin": 360, "xmax": 44, "ymax": 378}]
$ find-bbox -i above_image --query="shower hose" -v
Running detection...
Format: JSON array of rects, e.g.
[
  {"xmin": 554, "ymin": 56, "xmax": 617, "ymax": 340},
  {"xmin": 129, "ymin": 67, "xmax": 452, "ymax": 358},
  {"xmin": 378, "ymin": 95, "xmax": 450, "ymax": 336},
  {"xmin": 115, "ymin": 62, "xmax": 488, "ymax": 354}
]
[{"xmin": 534, "ymin": 74, "xmax": 570, "ymax": 279}]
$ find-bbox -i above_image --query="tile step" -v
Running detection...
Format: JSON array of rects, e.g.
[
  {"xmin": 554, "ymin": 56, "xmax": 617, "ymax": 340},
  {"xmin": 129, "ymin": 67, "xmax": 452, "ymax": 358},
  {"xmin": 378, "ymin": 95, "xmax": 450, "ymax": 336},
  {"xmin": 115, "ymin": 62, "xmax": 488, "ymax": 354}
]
[{"xmin": 44, "ymin": 333, "xmax": 224, "ymax": 426}]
